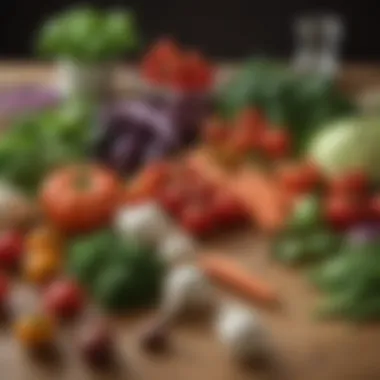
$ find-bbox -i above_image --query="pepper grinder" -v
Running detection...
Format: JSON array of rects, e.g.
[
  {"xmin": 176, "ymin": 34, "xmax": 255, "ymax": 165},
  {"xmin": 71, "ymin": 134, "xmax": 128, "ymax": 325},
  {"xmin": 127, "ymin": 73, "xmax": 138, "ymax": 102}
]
[{"xmin": 292, "ymin": 13, "xmax": 345, "ymax": 78}]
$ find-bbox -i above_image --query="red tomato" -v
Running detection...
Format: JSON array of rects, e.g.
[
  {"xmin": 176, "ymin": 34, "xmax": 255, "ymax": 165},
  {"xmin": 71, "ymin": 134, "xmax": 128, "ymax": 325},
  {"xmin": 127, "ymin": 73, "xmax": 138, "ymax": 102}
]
[
  {"xmin": 368, "ymin": 194, "xmax": 380, "ymax": 221},
  {"xmin": 157, "ymin": 181, "xmax": 187, "ymax": 215},
  {"xmin": 180, "ymin": 203, "xmax": 214, "ymax": 237},
  {"xmin": 329, "ymin": 171, "xmax": 369, "ymax": 198},
  {"xmin": 278, "ymin": 162, "xmax": 322, "ymax": 194},
  {"xmin": 0, "ymin": 230, "xmax": 24, "ymax": 270},
  {"xmin": 211, "ymin": 191, "xmax": 245, "ymax": 225},
  {"xmin": 324, "ymin": 196, "xmax": 362, "ymax": 230},
  {"xmin": 0, "ymin": 273, "xmax": 9, "ymax": 304},
  {"xmin": 202, "ymin": 116, "xmax": 228, "ymax": 145},
  {"xmin": 260, "ymin": 129, "xmax": 291, "ymax": 159},
  {"xmin": 44, "ymin": 280, "xmax": 85, "ymax": 320}
]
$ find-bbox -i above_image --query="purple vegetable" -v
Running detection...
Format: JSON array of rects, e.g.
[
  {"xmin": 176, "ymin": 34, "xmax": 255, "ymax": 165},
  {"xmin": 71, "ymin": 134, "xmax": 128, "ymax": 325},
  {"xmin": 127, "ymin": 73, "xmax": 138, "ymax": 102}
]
[
  {"xmin": 92, "ymin": 94, "xmax": 214, "ymax": 176},
  {"xmin": 346, "ymin": 223, "xmax": 380, "ymax": 246}
]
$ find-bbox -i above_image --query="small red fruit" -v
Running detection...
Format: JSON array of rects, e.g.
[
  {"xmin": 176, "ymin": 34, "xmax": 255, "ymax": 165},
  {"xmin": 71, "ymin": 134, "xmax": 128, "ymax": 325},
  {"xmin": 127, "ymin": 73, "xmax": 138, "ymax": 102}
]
[
  {"xmin": 0, "ymin": 230, "xmax": 24, "ymax": 270},
  {"xmin": 157, "ymin": 182, "xmax": 187, "ymax": 215},
  {"xmin": 329, "ymin": 171, "xmax": 369, "ymax": 198},
  {"xmin": 44, "ymin": 280, "xmax": 85, "ymax": 320},
  {"xmin": 180, "ymin": 203, "xmax": 214, "ymax": 237},
  {"xmin": 211, "ymin": 191, "xmax": 245, "ymax": 225},
  {"xmin": 260, "ymin": 128, "xmax": 291, "ymax": 159},
  {"xmin": 324, "ymin": 196, "xmax": 362, "ymax": 230}
]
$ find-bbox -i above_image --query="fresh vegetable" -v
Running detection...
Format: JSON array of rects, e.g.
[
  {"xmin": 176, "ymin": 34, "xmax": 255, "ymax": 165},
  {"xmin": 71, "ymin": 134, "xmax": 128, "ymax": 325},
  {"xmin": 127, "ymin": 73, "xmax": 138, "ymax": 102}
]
[
  {"xmin": 160, "ymin": 265, "xmax": 214, "ymax": 320},
  {"xmin": 25, "ymin": 226, "xmax": 64, "ymax": 254},
  {"xmin": 114, "ymin": 202, "xmax": 173, "ymax": 246},
  {"xmin": 199, "ymin": 255, "xmax": 277, "ymax": 307},
  {"xmin": 0, "ymin": 273, "xmax": 9, "ymax": 305},
  {"xmin": 328, "ymin": 171, "xmax": 369, "ymax": 198},
  {"xmin": 218, "ymin": 58, "xmax": 355, "ymax": 153},
  {"xmin": 93, "ymin": 96, "xmax": 211, "ymax": 175},
  {"xmin": 37, "ymin": 7, "xmax": 140, "ymax": 62},
  {"xmin": 0, "ymin": 230, "xmax": 24, "ymax": 270},
  {"xmin": 260, "ymin": 128, "xmax": 291, "ymax": 159},
  {"xmin": 141, "ymin": 39, "xmax": 214, "ymax": 92},
  {"xmin": 23, "ymin": 249, "xmax": 61, "ymax": 285},
  {"xmin": 157, "ymin": 228, "xmax": 197, "ymax": 264},
  {"xmin": 179, "ymin": 203, "xmax": 214, "ymax": 238},
  {"xmin": 0, "ymin": 101, "xmax": 92, "ymax": 194},
  {"xmin": 229, "ymin": 167, "xmax": 288, "ymax": 232},
  {"xmin": 77, "ymin": 319, "xmax": 114, "ymax": 366},
  {"xmin": 215, "ymin": 303, "xmax": 269, "ymax": 363},
  {"xmin": 40, "ymin": 164, "xmax": 122, "ymax": 234},
  {"xmin": 14, "ymin": 314, "xmax": 55, "ymax": 348},
  {"xmin": 307, "ymin": 116, "xmax": 380, "ymax": 181},
  {"xmin": 43, "ymin": 279, "xmax": 85, "ymax": 320},
  {"xmin": 310, "ymin": 244, "xmax": 380, "ymax": 320},
  {"xmin": 68, "ymin": 229, "xmax": 165, "ymax": 311},
  {"xmin": 345, "ymin": 223, "xmax": 380, "ymax": 246},
  {"xmin": 273, "ymin": 230, "xmax": 342, "ymax": 265},
  {"xmin": 286, "ymin": 194, "xmax": 322, "ymax": 232}
]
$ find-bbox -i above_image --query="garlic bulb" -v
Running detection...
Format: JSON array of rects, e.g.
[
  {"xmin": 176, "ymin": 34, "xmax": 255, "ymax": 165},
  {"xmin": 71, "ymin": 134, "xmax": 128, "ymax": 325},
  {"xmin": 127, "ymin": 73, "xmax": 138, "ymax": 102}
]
[
  {"xmin": 114, "ymin": 202, "xmax": 173, "ymax": 245},
  {"xmin": 161, "ymin": 265, "xmax": 214, "ymax": 320},
  {"xmin": 215, "ymin": 303, "xmax": 269, "ymax": 362},
  {"xmin": 158, "ymin": 229, "xmax": 197, "ymax": 265}
]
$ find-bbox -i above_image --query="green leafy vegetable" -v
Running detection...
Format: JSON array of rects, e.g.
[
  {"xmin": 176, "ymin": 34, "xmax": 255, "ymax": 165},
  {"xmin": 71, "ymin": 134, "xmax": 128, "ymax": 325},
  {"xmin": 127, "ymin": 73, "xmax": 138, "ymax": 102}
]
[
  {"xmin": 0, "ymin": 100, "xmax": 93, "ymax": 194},
  {"xmin": 217, "ymin": 58, "xmax": 356, "ymax": 152},
  {"xmin": 67, "ymin": 229, "xmax": 165, "ymax": 312},
  {"xmin": 37, "ymin": 7, "xmax": 140, "ymax": 62}
]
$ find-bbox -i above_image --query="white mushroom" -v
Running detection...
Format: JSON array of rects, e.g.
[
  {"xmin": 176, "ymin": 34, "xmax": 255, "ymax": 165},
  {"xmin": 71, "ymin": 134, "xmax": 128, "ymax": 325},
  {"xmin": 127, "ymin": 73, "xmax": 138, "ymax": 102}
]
[
  {"xmin": 158, "ymin": 228, "xmax": 197, "ymax": 265},
  {"xmin": 113, "ymin": 201, "xmax": 173, "ymax": 245},
  {"xmin": 160, "ymin": 265, "xmax": 215, "ymax": 320},
  {"xmin": 215, "ymin": 302, "xmax": 269, "ymax": 362}
]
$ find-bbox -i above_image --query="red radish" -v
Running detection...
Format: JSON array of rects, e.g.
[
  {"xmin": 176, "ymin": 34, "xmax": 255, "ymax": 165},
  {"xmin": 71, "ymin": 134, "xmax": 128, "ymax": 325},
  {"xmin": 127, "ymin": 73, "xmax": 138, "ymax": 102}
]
[
  {"xmin": 260, "ymin": 129, "xmax": 291, "ymax": 159},
  {"xmin": 44, "ymin": 279, "xmax": 85, "ymax": 320},
  {"xmin": 0, "ymin": 230, "xmax": 24, "ymax": 270},
  {"xmin": 324, "ymin": 196, "xmax": 362, "ymax": 230},
  {"xmin": 328, "ymin": 171, "xmax": 369, "ymax": 198}
]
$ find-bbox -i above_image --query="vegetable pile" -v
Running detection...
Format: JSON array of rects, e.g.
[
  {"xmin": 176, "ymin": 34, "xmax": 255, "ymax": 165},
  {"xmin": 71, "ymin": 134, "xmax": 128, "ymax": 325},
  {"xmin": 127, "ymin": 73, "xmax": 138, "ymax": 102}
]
[{"xmin": 218, "ymin": 58, "xmax": 356, "ymax": 153}]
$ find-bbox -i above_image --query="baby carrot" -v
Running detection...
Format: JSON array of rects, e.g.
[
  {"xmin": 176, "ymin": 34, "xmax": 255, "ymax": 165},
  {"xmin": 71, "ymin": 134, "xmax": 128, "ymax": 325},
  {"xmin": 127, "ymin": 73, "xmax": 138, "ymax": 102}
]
[{"xmin": 199, "ymin": 255, "xmax": 278, "ymax": 306}]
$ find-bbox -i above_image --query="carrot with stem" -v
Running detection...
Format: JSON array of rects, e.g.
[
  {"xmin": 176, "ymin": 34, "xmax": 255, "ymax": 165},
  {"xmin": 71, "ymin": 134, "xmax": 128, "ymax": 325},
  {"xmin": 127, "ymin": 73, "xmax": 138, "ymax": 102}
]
[{"xmin": 199, "ymin": 255, "xmax": 278, "ymax": 307}]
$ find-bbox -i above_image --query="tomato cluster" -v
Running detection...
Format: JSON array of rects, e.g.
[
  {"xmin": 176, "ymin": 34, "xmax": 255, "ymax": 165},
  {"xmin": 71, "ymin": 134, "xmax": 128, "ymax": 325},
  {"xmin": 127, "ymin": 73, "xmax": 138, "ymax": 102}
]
[
  {"xmin": 141, "ymin": 38, "xmax": 214, "ymax": 92},
  {"xmin": 202, "ymin": 108, "xmax": 292, "ymax": 164},
  {"xmin": 155, "ymin": 164, "xmax": 247, "ymax": 238}
]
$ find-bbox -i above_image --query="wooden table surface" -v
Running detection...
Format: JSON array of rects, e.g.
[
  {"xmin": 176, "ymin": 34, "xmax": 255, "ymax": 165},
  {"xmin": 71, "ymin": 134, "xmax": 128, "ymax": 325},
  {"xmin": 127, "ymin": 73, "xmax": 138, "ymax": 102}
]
[{"xmin": 1, "ymin": 62, "xmax": 380, "ymax": 380}]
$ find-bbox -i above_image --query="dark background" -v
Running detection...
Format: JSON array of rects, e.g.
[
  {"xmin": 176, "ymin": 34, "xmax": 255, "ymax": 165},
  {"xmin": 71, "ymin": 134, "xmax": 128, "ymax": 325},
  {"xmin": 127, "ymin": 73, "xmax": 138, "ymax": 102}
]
[{"xmin": 0, "ymin": 0, "xmax": 378, "ymax": 60}]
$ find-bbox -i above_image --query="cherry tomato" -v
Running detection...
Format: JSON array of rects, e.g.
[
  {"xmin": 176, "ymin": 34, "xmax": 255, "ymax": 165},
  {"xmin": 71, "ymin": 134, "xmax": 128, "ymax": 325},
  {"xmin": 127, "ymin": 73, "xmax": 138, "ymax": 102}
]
[
  {"xmin": 43, "ymin": 280, "xmax": 85, "ymax": 320},
  {"xmin": 260, "ymin": 129, "xmax": 291, "ymax": 159},
  {"xmin": 180, "ymin": 203, "xmax": 214, "ymax": 237},
  {"xmin": 211, "ymin": 191, "xmax": 245, "ymax": 225},
  {"xmin": 278, "ymin": 162, "xmax": 322, "ymax": 194},
  {"xmin": 0, "ymin": 230, "xmax": 24, "ymax": 270},
  {"xmin": 157, "ymin": 181, "xmax": 187, "ymax": 215},
  {"xmin": 0, "ymin": 273, "xmax": 9, "ymax": 304},
  {"xmin": 324, "ymin": 196, "xmax": 362, "ymax": 230},
  {"xmin": 329, "ymin": 171, "xmax": 369, "ymax": 198}
]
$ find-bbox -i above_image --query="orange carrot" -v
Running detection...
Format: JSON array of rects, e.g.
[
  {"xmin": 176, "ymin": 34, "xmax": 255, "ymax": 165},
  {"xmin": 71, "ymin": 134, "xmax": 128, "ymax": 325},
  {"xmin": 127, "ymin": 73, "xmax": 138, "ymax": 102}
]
[
  {"xmin": 187, "ymin": 148, "xmax": 230, "ymax": 187},
  {"xmin": 199, "ymin": 255, "xmax": 277, "ymax": 306},
  {"xmin": 230, "ymin": 166, "xmax": 290, "ymax": 232}
]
